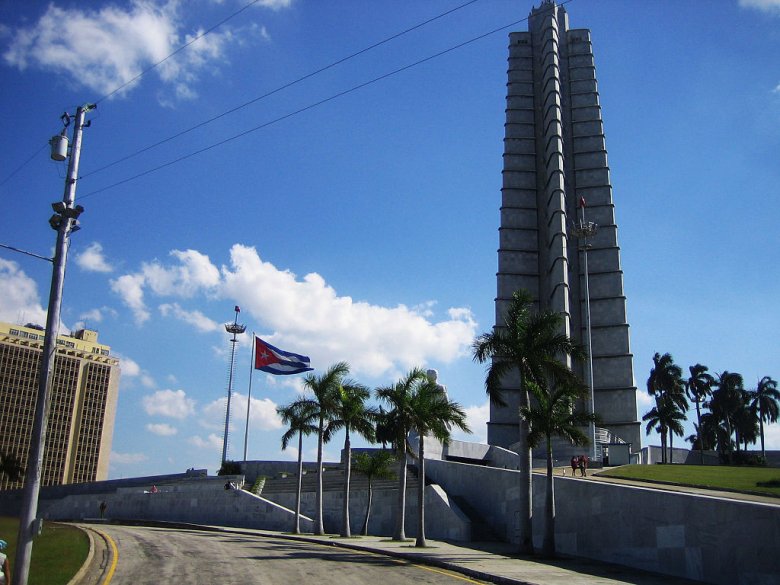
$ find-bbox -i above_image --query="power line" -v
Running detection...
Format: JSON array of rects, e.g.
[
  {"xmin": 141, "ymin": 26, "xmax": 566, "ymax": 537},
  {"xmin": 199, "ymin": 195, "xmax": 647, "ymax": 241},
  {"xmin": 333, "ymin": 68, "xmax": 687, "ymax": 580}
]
[
  {"xmin": 2, "ymin": 0, "xmax": 263, "ymax": 188},
  {"xmin": 0, "ymin": 142, "xmax": 49, "ymax": 188},
  {"xmin": 80, "ymin": 0, "xmax": 482, "ymax": 181},
  {"xmin": 95, "ymin": 0, "xmax": 266, "ymax": 104},
  {"xmin": 80, "ymin": 0, "xmax": 574, "ymax": 201}
]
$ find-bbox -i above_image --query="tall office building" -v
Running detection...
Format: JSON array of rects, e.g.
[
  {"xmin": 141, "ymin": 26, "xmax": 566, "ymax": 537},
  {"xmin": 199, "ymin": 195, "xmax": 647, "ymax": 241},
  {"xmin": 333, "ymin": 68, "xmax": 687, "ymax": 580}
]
[
  {"xmin": 0, "ymin": 321, "xmax": 120, "ymax": 490},
  {"xmin": 489, "ymin": 1, "xmax": 640, "ymax": 452}
]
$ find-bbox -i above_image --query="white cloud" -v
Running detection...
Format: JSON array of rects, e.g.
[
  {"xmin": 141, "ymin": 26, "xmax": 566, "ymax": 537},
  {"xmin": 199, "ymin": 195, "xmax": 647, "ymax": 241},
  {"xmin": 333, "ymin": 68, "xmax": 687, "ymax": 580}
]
[
  {"xmin": 256, "ymin": 0, "xmax": 292, "ymax": 9},
  {"xmin": 111, "ymin": 451, "xmax": 148, "ymax": 465},
  {"xmin": 146, "ymin": 422, "xmax": 178, "ymax": 436},
  {"xmin": 763, "ymin": 423, "xmax": 780, "ymax": 450},
  {"xmin": 111, "ymin": 273, "xmax": 149, "ymax": 324},
  {"xmin": 75, "ymin": 242, "xmax": 113, "ymax": 273},
  {"xmin": 264, "ymin": 374, "xmax": 304, "ymax": 393},
  {"xmin": 117, "ymin": 355, "xmax": 156, "ymax": 389},
  {"xmin": 110, "ymin": 244, "xmax": 477, "ymax": 379},
  {"xmin": 453, "ymin": 401, "xmax": 489, "ymax": 444},
  {"xmin": 2, "ymin": 1, "xmax": 244, "ymax": 100},
  {"xmin": 145, "ymin": 250, "xmax": 221, "ymax": 296},
  {"xmin": 159, "ymin": 302, "xmax": 219, "ymax": 332},
  {"xmin": 739, "ymin": 0, "xmax": 780, "ymax": 14},
  {"xmin": 77, "ymin": 306, "xmax": 117, "ymax": 325},
  {"xmin": 635, "ymin": 391, "xmax": 655, "ymax": 410},
  {"xmin": 120, "ymin": 356, "xmax": 141, "ymax": 377},
  {"xmin": 0, "ymin": 259, "xmax": 49, "ymax": 326},
  {"xmin": 201, "ymin": 392, "xmax": 283, "ymax": 432},
  {"xmin": 221, "ymin": 244, "xmax": 477, "ymax": 378},
  {"xmin": 188, "ymin": 433, "xmax": 223, "ymax": 451},
  {"xmin": 143, "ymin": 388, "xmax": 196, "ymax": 419},
  {"xmin": 112, "ymin": 249, "xmax": 220, "ymax": 323}
]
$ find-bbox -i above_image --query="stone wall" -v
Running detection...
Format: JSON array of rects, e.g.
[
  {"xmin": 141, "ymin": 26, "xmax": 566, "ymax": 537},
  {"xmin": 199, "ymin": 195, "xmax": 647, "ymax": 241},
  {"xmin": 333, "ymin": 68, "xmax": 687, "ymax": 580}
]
[
  {"xmin": 262, "ymin": 482, "xmax": 470, "ymax": 541},
  {"xmin": 40, "ymin": 484, "xmax": 313, "ymax": 533},
  {"xmin": 425, "ymin": 458, "xmax": 780, "ymax": 585}
]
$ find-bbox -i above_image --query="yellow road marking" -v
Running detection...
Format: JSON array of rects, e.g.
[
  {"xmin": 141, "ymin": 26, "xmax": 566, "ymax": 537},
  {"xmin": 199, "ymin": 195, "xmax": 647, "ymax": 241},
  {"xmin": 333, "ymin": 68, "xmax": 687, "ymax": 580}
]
[{"xmin": 92, "ymin": 528, "xmax": 118, "ymax": 585}]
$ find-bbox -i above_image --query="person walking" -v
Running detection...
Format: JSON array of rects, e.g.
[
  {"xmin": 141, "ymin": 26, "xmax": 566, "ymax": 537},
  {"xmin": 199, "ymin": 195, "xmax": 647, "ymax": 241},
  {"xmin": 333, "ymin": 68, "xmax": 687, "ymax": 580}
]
[{"xmin": 579, "ymin": 455, "xmax": 589, "ymax": 477}]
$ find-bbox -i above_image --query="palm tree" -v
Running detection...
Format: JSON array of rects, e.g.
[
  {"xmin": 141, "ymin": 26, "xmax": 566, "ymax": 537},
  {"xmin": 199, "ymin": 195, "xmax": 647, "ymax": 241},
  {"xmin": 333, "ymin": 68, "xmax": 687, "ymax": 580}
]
[
  {"xmin": 699, "ymin": 412, "xmax": 733, "ymax": 459},
  {"xmin": 301, "ymin": 361, "xmax": 350, "ymax": 535},
  {"xmin": 646, "ymin": 353, "xmax": 686, "ymax": 463},
  {"xmin": 375, "ymin": 367, "xmax": 428, "ymax": 541},
  {"xmin": 330, "ymin": 381, "xmax": 376, "ymax": 537},
  {"xmin": 750, "ymin": 376, "xmax": 780, "ymax": 459},
  {"xmin": 685, "ymin": 364, "xmax": 714, "ymax": 463},
  {"xmin": 277, "ymin": 399, "xmax": 318, "ymax": 534},
  {"xmin": 407, "ymin": 376, "xmax": 470, "ymax": 548},
  {"xmin": 709, "ymin": 371, "xmax": 745, "ymax": 458},
  {"xmin": 472, "ymin": 289, "xmax": 584, "ymax": 554},
  {"xmin": 643, "ymin": 393, "xmax": 686, "ymax": 463},
  {"xmin": 733, "ymin": 394, "xmax": 758, "ymax": 452},
  {"xmin": 353, "ymin": 450, "xmax": 396, "ymax": 535},
  {"xmin": 519, "ymin": 379, "xmax": 594, "ymax": 558}
]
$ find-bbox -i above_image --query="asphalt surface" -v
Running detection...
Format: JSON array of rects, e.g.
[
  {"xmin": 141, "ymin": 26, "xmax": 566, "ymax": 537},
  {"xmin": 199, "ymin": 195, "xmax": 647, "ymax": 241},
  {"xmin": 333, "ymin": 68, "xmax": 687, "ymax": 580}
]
[{"xmin": 71, "ymin": 522, "xmax": 701, "ymax": 585}]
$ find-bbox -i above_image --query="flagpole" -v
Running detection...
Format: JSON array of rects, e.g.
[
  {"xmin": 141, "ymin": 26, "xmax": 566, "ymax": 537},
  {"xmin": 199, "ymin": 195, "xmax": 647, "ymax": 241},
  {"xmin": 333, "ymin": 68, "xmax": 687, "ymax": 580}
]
[{"xmin": 243, "ymin": 332, "xmax": 255, "ymax": 464}]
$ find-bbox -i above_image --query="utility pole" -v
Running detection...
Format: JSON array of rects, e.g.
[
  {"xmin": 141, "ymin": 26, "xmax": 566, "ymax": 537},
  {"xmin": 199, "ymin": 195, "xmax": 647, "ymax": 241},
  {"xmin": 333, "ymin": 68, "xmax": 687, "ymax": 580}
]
[{"xmin": 13, "ymin": 103, "xmax": 95, "ymax": 585}]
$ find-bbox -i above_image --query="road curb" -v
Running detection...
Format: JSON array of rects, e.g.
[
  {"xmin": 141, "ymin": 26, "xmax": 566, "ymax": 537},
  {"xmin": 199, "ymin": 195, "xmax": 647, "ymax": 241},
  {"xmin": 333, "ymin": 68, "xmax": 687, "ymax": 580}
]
[{"xmin": 66, "ymin": 526, "xmax": 95, "ymax": 585}]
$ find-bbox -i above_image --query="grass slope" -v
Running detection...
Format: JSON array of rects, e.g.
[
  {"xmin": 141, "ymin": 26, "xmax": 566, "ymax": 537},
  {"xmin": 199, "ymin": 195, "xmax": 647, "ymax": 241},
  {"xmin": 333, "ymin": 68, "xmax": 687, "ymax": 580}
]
[
  {"xmin": 597, "ymin": 465, "xmax": 780, "ymax": 498},
  {"xmin": 0, "ymin": 517, "xmax": 89, "ymax": 585}
]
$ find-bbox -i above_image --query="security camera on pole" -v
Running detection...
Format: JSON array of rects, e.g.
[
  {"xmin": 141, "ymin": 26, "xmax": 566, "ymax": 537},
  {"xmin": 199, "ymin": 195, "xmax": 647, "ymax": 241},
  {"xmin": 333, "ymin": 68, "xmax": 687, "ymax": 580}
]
[{"xmin": 13, "ymin": 103, "xmax": 95, "ymax": 585}]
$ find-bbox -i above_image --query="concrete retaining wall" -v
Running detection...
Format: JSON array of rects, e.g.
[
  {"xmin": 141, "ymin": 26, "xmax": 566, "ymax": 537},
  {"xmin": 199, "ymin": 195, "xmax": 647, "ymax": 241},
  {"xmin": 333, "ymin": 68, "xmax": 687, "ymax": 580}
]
[
  {"xmin": 426, "ymin": 458, "xmax": 780, "ymax": 585},
  {"xmin": 42, "ymin": 485, "xmax": 313, "ymax": 533},
  {"xmin": 262, "ymin": 482, "xmax": 470, "ymax": 541}
]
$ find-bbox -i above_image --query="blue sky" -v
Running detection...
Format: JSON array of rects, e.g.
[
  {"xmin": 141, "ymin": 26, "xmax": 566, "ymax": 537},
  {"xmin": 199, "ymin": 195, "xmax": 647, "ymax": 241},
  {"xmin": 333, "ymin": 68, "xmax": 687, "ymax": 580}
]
[{"xmin": 1, "ymin": 0, "xmax": 778, "ymax": 478}]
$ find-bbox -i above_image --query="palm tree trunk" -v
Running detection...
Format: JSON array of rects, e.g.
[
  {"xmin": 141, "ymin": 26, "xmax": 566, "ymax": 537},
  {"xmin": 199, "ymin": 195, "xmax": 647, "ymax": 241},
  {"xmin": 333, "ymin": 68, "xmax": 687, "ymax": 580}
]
[
  {"xmin": 315, "ymin": 417, "xmax": 325, "ymax": 535},
  {"xmin": 542, "ymin": 435, "xmax": 555, "ymax": 558},
  {"xmin": 393, "ymin": 444, "xmax": 407, "ymax": 540},
  {"xmin": 759, "ymin": 412, "xmax": 766, "ymax": 460},
  {"xmin": 415, "ymin": 434, "xmax": 426, "ymax": 548},
  {"xmin": 660, "ymin": 425, "xmax": 667, "ymax": 464},
  {"xmin": 696, "ymin": 401, "xmax": 704, "ymax": 464},
  {"xmin": 361, "ymin": 480, "xmax": 373, "ymax": 536},
  {"xmin": 517, "ymin": 388, "xmax": 534, "ymax": 554},
  {"xmin": 669, "ymin": 430, "xmax": 674, "ymax": 464},
  {"xmin": 341, "ymin": 428, "xmax": 352, "ymax": 537},
  {"xmin": 294, "ymin": 430, "xmax": 304, "ymax": 534}
]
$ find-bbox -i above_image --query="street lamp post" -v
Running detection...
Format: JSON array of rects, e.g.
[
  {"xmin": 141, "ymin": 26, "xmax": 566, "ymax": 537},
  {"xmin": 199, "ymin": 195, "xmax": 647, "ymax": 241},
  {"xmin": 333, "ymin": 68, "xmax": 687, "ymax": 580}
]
[
  {"xmin": 571, "ymin": 197, "xmax": 598, "ymax": 461},
  {"xmin": 221, "ymin": 306, "xmax": 246, "ymax": 466}
]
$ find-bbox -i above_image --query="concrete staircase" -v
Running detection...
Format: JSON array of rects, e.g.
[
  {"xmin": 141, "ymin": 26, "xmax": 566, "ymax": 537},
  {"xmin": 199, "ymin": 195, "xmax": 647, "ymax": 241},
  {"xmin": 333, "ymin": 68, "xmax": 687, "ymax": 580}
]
[{"xmin": 260, "ymin": 461, "xmax": 419, "ymax": 495}]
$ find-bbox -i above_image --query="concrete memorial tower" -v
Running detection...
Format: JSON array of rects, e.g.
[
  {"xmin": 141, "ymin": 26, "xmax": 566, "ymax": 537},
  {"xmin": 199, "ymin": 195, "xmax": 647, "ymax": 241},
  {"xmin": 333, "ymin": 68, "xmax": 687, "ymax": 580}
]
[{"xmin": 488, "ymin": 1, "xmax": 641, "ymax": 454}]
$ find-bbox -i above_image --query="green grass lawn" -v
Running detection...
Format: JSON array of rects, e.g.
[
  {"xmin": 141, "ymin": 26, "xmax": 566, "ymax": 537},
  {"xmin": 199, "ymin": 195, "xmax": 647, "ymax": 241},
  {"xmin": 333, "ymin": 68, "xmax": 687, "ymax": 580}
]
[
  {"xmin": 0, "ymin": 517, "xmax": 89, "ymax": 585},
  {"xmin": 597, "ymin": 465, "xmax": 780, "ymax": 498}
]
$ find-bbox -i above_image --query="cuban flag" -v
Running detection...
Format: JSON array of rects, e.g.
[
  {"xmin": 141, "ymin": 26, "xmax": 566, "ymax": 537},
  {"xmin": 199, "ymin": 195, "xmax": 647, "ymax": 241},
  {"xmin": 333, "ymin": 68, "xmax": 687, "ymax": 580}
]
[{"xmin": 254, "ymin": 336, "xmax": 313, "ymax": 375}]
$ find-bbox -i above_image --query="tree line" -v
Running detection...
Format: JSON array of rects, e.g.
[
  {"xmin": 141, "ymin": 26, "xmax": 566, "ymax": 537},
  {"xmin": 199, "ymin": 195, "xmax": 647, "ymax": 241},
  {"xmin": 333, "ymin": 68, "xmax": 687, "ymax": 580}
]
[{"xmin": 644, "ymin": 353, "xmax": 779, "ymax": 465}]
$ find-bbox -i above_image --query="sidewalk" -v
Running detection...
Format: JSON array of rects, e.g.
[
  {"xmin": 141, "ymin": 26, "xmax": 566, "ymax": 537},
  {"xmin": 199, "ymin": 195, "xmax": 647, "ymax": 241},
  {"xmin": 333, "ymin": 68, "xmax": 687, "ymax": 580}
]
[{"xmin": 73, "ymin": 520, "xmax": 702, "ymax": 585}]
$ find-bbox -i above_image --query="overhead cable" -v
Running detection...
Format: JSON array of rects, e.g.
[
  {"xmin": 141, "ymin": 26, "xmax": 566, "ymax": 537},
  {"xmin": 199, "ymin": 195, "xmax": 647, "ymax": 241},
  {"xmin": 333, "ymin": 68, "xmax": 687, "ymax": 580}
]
[
  {"xmin": 79, "ymin": 0, "xmax": 574, "ymax": 200},
  {"xmin": 80, "ymin": 0, "xmax": 482, "ymax": 180}
]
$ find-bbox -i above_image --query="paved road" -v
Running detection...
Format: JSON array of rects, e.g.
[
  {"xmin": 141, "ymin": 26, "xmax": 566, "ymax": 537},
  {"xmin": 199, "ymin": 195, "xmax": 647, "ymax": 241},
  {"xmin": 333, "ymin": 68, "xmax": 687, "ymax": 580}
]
[{"xmin": 95, "ymin": 524, "xmax": 486, "ymax": 585}]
